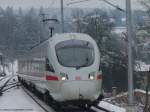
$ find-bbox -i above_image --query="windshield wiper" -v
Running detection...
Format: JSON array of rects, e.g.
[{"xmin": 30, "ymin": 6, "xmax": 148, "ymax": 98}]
[{"xmin": 76, "ymin": 57, "xmax": 89, "ymax": 70}]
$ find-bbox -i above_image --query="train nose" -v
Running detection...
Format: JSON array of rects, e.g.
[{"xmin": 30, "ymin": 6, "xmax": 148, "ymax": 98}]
[
  {"xmin": 61, "ymin": 81, "xmax": 98, "ymax": 101},
  {"xmin": 61, "ymin": 82, "xmax": 79, "ymax": 100}
]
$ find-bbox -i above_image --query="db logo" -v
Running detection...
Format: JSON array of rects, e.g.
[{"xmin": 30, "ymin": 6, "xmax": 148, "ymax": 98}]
[{"xmin": 75, "ymin": 76, "xmax": 81, "ymax": 80}]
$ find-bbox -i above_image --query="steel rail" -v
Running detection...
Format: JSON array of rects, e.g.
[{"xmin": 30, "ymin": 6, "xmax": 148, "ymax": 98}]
[{"xmin": 22, "ymin": 87, "xmax": 53, "ymax": 112}]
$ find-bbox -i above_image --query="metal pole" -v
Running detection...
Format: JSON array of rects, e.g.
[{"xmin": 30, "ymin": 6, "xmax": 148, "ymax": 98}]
[
  {"xmin": 126, "ymin": 0, "xmax": 134, "ymax": 105},
  {"xmin": 144, "ymin": 68, "xmax": 150, "ymax": 112},
  {"xmin": 61, "ymin": 0, "xmax": 64, "ymax": 33}
]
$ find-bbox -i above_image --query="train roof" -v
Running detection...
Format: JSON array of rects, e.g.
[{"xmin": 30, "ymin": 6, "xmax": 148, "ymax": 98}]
[
  {"xmin": 53, "ymin": 33, "xmax": 90, "ymax": 37},
  {"xmin": 17, "ymin": 33, "xmax": 97, "ymax": 60},
  {"xmin": 52, "ymin": 33, "xmax": 92, "ymax": 40},
  {"xmin": 51, "ymin": 33, "xmax": 95, "ymax": 42}
]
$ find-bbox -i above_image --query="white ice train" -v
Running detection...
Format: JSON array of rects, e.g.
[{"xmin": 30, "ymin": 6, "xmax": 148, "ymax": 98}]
[{"xmin": 18, "ymin": 33, "xmax": 103, "ymax": 105}]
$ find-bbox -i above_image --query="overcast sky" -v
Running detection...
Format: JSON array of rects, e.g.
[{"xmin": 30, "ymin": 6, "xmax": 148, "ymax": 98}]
[{"xmin": 0, "ymin": 0, "xmax": 144, "ymax": 10}]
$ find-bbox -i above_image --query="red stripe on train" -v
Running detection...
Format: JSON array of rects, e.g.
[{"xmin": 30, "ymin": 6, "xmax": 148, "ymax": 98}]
[
  {"xmin": 46, "ymin": 75, "xmax": 59, "ymax": 81},
  {"xmin": 97, "ymin": 75, "xmax": 102, "ymax": 80},
  {"xmin": 75, "ymin": 76, "xmax": 81, "ymax": 80}
]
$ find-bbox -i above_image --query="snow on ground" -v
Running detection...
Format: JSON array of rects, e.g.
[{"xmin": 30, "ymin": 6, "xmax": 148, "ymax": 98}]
[
  {"xmin": 98, "ymin": 101, "xmax": 126, "ymax": 112},
  {"xmin": 135, "ymin": 89, "xmax": 150, "ymax": 94},
  {"xmin": 0, "ymin": 76, "xmax": 11, "ymax": 86},
  {"xmin": 0, "ymin": 77, "xmax": 4, "ymax": 81},
  {"xmin": 0, "ymin": 87, "xmax": 51, "ymax": 112},
  {"xmin": 135, "ymin": 61, "xmax": 150, "ymax": 71},
  {"xmin": 0, "ymin": 75, "xmax": 127, "ymax": 112},
  {"xmin": 0, "ymin": 87, "xmax": 127, "ymax": 112}
]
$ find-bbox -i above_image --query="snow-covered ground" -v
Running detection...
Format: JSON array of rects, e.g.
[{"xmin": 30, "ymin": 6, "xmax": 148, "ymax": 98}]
[
  {"xmin": 0, "ymin": 86, "xmax": 51, "ymax": 112},
  {"xmin": 0, "ymin": 85, "xmax": 127, "ymax": 112},
  {"xmin": 135, "ymin": 61, "xmax": 150, "ymax": 71},
  {"xmin": 0, "ymin": 76, "xmax": 11, "ymax": 87},
  {"xmin": 98, "ymin": 101, "xmax": 126, "ymax": 112},
  {"xmin": 0, "ymin": 74, "xmax": 126, "ymax": 112}
]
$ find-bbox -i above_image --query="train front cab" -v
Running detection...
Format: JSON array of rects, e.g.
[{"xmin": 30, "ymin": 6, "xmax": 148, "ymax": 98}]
[
  {"xmin": 46, "ymin": 38, "xmax": 102, "ymax": 105},
  {"xmin": 46, "ymin": 69, "xmax": 103, "ymax": 105}
]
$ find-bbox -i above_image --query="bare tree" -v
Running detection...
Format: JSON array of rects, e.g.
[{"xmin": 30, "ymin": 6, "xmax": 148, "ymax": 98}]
[{"xmin": 71, "ymin": 9, "xmax": 84, "ymax": 33}]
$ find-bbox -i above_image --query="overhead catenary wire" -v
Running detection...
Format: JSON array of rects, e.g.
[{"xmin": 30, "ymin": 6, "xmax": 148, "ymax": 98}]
[
  {"xmin": 67, "ymin": 0, "xmax": 125, "ymax": 12},
  {"xmin": 67, "ymin": 0, "xmax": 90, "ymax": 5},
  {"xmin": 101, "ymin": 0, "xmax": 125, "ymax": 12}
]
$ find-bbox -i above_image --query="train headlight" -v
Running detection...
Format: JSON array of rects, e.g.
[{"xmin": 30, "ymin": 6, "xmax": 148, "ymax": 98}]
[
  {"xmin": 60, "ymin": 73, "xmax": 68, "ymax": 81},
  {"xmin": 89, "ymin": 75, "xmax": 95, "ymax": 80},
  {"xmin": 61, "ymin": 76, "xmax": 67, "ymax": 80},
  {"xmin": 89, "ymin": 72, "xmax": 95, "ymax": 80}
]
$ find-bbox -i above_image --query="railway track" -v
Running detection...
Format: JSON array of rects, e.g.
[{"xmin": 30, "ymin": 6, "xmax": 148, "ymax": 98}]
[
  {"xmin": 0, "ymin": 75, "xmax": 15, "ymax": 95},
  {"xmin": 0, "ymin": 75, "xmax": 11, "ymax": 82},
  {"xmin": 21, "ymin": 83, "xmax": 111, "ymax": 112},
  {"xmin": 22, "ymin": 86, "xmax": 92, "ymax": 112},
  {"xmin": 0, "ymin": 76, "xmax": 100, "ymax": 112},
  {"xmin": 2, "ymin": 82, "xmax": 20, "ymax": 93},
  {"xmin": 0, "ymin": 77, "xmax": 6, "ymax": 82},
  {"xmin": 18, "ymin": 75, "xmax": 113, "ymax": 112},
  {"xmin": 22, "ymin": 86, "xmax": 55, "ymax": 112},
  {"xmin": 0, "ymin": 76, "xmax": 113, "ymax": 112}
]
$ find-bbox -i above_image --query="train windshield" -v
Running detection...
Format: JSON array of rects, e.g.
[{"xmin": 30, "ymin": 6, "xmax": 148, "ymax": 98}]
[{"xmin": 55, "ymin": 40, "xmax": 94, "ymax": 68}]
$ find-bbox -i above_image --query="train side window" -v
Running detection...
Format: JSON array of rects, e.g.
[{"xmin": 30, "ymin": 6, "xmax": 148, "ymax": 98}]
[{"xmin": 45, "ymin": 58, "xmax": 55, "ymax": 72}]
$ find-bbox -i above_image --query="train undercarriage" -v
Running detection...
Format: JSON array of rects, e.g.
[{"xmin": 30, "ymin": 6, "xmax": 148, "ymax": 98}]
[{"xmin": 18, "ymin": 76, "xmax": 104, "ymax": 111}]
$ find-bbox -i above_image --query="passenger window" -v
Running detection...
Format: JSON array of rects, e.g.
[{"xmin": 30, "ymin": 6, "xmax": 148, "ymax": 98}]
[{"xmin": 45, "ymin": 58, "xmax": 55, "ymax": 72}]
